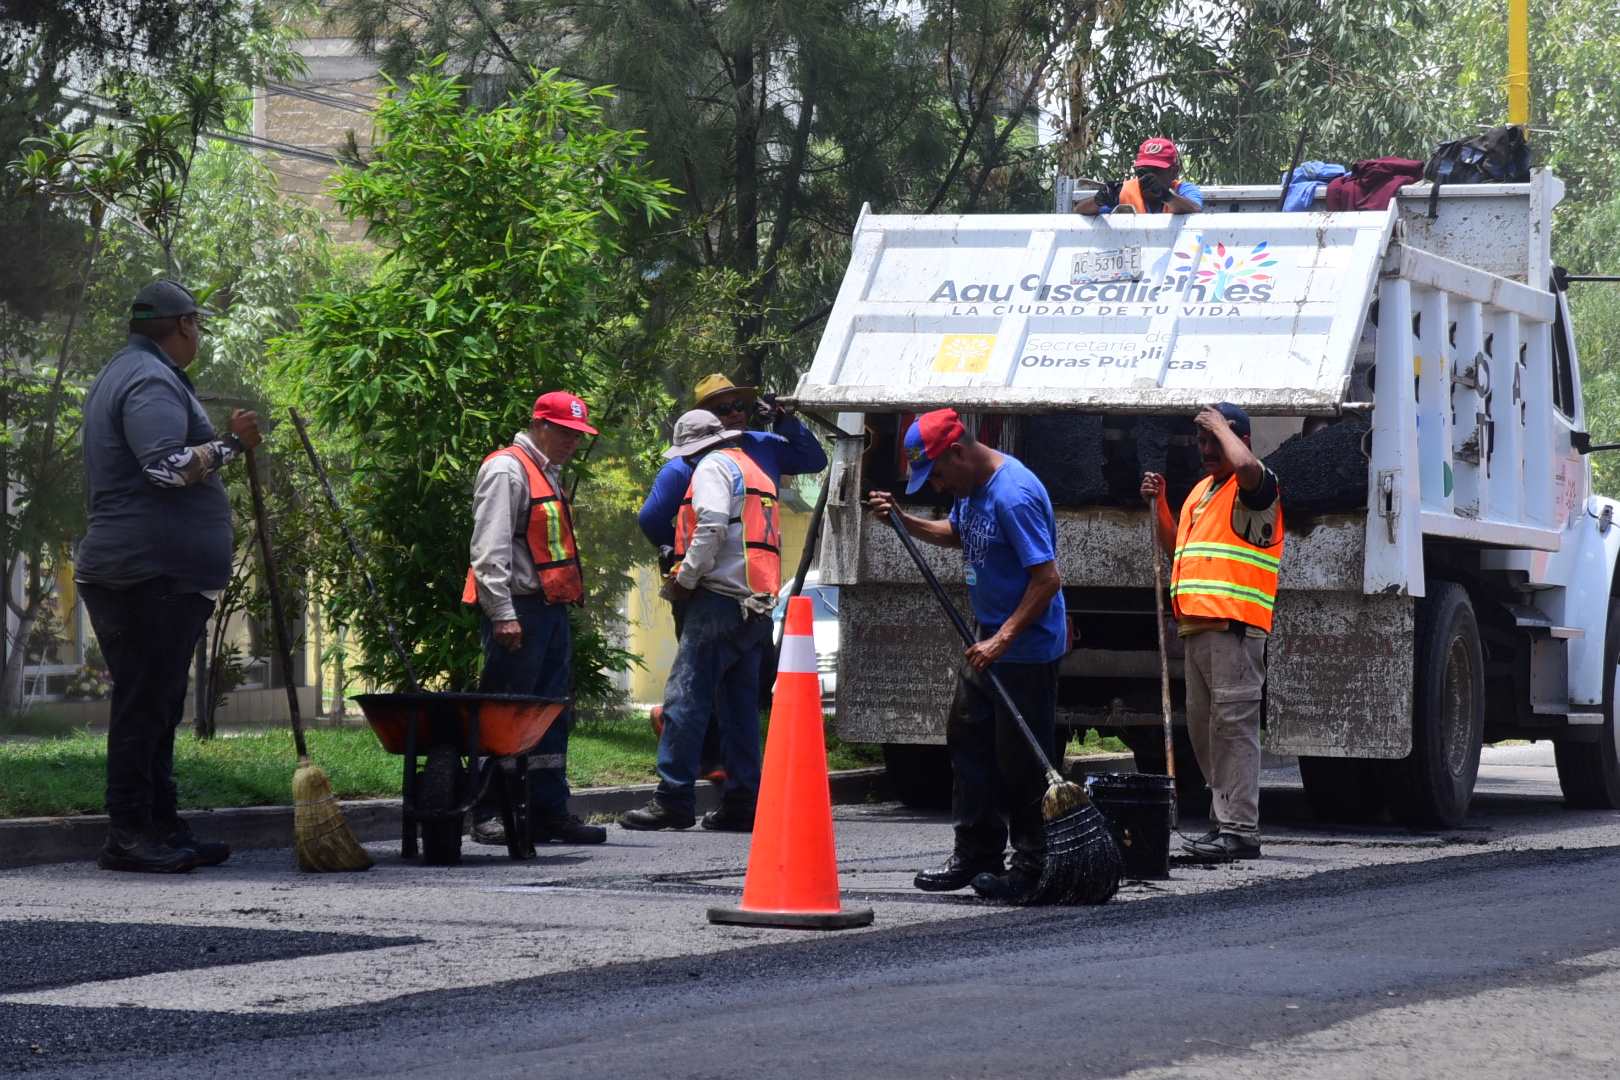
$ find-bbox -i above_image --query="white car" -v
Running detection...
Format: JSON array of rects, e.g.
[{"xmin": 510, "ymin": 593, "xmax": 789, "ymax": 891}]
[{"xmin": 774, "ymin": 572, "xmax": 839, "ymax": 706}]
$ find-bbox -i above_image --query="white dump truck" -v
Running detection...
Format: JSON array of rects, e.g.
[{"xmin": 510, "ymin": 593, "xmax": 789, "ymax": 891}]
[{"xmin": 794, "ymin": 172, "xmax": 1620, "ymax": 827}]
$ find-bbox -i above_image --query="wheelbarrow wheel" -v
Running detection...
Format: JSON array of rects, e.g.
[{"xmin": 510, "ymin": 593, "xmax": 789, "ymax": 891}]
[{"xmin": 417, "ymin": 742, "xmax": 464, "ymax": 866}]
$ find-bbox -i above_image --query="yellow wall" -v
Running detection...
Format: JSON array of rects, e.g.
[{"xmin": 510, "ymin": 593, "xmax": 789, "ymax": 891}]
[{"xmin": 624, "ymin": 506, "xmax": 814, "ymax": 703}]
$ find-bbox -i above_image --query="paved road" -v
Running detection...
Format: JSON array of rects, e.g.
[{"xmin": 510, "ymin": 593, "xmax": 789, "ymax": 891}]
[{"xmin": 4, "ymin": 748, "xmax": 1620, "ymax": 1079}]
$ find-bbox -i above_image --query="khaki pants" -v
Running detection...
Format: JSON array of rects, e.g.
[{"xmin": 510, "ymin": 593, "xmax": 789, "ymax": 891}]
[{"xmin": 1183, "ymin": 629, "xmax": 1267, "ymax": 836}]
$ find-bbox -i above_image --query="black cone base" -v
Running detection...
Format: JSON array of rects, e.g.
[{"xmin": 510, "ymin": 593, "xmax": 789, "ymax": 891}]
[{"xmin": 707, "ymin": 905, "xmax": 875, "ymax": 930}]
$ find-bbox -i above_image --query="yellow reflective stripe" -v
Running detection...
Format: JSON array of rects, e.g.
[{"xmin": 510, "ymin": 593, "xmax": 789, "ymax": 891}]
[
  {"xmin": 1176, "ymin": 542, "xmax": 1281, "ymax": 574},
  {"xmin": 1171, "ymin": 578, "xmax": 1276, "ymax": 610}
]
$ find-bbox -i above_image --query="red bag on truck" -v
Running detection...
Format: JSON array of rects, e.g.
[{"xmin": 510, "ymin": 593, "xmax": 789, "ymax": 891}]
[{"xmin": 1324, "ymin": 157, "xmax": 1426, "ymax": 211}]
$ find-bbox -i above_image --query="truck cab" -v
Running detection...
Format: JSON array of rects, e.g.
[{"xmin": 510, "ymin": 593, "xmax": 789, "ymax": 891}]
[{"xmin": 797, "ymin": 172, "xmax": 1620, "ymax": 826}]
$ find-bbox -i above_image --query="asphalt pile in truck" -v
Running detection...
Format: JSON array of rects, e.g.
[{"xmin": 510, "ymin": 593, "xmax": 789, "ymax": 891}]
[{"xmin": 1263, "ymin": 417, "xmax": 1372, "ymax": 515}]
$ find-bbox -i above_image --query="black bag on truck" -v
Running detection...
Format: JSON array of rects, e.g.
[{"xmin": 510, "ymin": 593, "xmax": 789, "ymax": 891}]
[{"xmin": 1423, "ymin": 124, "xmax": 1530, "ymax": 218}]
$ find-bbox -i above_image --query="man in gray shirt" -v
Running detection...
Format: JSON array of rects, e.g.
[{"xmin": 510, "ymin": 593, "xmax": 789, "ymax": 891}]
[
  {"xmin": 462, "ymin": 391, "xmax": 606, "ymax": 847},
  {"xmin": 76, "ymin": 280, "xmax": 260, "ymax": 873}
]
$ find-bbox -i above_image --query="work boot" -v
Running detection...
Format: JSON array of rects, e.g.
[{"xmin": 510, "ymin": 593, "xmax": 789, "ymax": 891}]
[
  {"xmin": 1182, "ymin": 831, "xmax": 1262, "ymax": 862},
  {"xmin": 156, "ymin": 822, "xmax": 231, "ymax": 867},
  {"xmin": 700, "ymin": 801, "xmax": 755, "ymax": 833},
  {"xmin": 913, "ymin": 854, "xmax": 1003, "ymax": 893},
  {"xmin": 970, "ymin": 867, "xmax": 1039, "ymax": 904},
  {"xmin": 533, "ymin": 813, "xmax": 607, "ymax": 845},
  {"xmin": 470, "ymin": 817, "xmax": 508, "ymax": 846},
  {"xmin": 619, "ymin": 799, "xmax": 696, "ymax": 831},
  {"xmin": 98, "ymin": 827, "xmax": 197, "ymax": 874}
]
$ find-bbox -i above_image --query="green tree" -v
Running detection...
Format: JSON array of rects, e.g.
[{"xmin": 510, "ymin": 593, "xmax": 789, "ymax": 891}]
[{"xmin": 273, "ymin": 63, "xmax": 674, "ymax": 695}]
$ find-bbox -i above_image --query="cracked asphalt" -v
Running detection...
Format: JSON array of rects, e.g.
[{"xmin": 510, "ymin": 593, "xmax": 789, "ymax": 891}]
[{"xmin": 3, "ymin": 745, "xmax": 1619, "ymax": 1079}]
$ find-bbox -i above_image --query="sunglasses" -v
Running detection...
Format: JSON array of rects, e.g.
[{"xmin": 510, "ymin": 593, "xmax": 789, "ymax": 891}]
[{"xmin": 713, "ymin": 399, "xmax": 751, "ymax": 416}]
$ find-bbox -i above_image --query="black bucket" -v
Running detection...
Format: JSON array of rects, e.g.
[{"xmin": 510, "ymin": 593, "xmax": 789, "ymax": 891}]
[{"xmin": 1084, "ymin": 772, "xmax": 1174, "ymax": 880}]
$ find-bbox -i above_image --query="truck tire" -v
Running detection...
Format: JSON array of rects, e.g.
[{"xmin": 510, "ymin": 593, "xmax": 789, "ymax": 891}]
[
  {"xmin": 1119, "ymin": 727, "xmax": 1211, "ymax": 817},
  {"xmin": 1390, "ymin": 581, "xmax": 1484, "ymax": 828},
  {"xmin": 1554, "ymin": 600, "xmax": 1620, "ymax": 809},
  {"xmin": 882, "ymin": 743, "xmax": 953, "ymax": 809},
  {"xmin": 416, "ymin": 743, "xmax": 464, "ymax": 866},
  {"xmin": 1298, "ymin": 756, "xmax": 1385, "ymax": 823}
]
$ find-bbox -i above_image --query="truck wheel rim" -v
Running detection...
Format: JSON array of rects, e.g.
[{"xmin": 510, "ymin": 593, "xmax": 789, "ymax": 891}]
[{"xmin": 1443, "ymin": 634, "xmax": 1475, "ymax": 777}]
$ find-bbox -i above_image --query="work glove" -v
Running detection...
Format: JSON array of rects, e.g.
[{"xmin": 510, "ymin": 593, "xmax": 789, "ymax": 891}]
[{"xmin": 1093, "ymin": 180, "xmax": 1123, "ymax": 209}]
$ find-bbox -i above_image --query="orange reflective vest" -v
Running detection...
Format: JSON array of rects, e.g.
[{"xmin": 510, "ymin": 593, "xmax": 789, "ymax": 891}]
[
  {"xmin": 1170, "ymin": 475, "xmax": 1285, "ymax": 632},
  {"xmin": 1118, "ymin": 177, "xmax": 1184, "ymax": 214},
  {"xmin": 461, "ymin": 446, "xmax": 584, "ymax": 608},
  {"xmin": 673, "ymin": 448, "xmax": 782, "ymax": 596}
]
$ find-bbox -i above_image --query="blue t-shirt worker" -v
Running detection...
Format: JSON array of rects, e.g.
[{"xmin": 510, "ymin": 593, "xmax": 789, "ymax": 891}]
[{"xmin": 867, "ymin": 408, "xmax": 1068, "ymax": 903}]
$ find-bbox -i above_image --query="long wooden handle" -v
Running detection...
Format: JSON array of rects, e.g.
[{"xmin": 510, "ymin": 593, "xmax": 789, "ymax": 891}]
[
  {"xmin": 245, "ymin": 446, "xmax": 307, "ymax": 760},
  {"xmin": 1149, "ymin": 503, "xmax": 1179, "ymax": 825},
  {"xmin": 885, "ymin": 510, "xmax": 1060, "ymax": 779},
  {"xmin": 288, "ymin": 409, "xmax": 421, "ymax": 691}
]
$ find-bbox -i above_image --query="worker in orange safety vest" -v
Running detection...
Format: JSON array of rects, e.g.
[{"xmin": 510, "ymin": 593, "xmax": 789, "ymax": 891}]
[
  {"xmin": 621, "ymin": 409, "xmax": 781, "ymax": 833},
  {"xmin": 462, "ymin": 390, "xmax": 606, "ymax": 849},
  {"xmin": 1142, "ymin": 403, "xmax": 1284, "ymax": 862},
  {"xmin": 1073, "ymin": 136, "xmax": 1204, "ymax": 216}
]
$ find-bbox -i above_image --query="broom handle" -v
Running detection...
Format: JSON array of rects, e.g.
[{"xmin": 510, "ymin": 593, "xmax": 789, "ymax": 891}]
[
  {"xmin": 1149, "ymin": 504, "xmax": 1179, "ymax": 807},
  {"xmin": 884, "ymin": 510, "xmax": 1061, "ymax": 779},
  {"xmin": 245, "ymin": 447, "xmax": 308, "ymax": 761},
  {"xmin": 288, "ymin": 409, "xmax": 422, "ymax": 692}
]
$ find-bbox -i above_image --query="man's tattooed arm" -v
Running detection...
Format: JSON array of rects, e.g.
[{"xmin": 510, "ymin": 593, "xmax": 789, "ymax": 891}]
[{"xmin": 143, "ymin": 437, "xmax": 240, "ymax": 488}]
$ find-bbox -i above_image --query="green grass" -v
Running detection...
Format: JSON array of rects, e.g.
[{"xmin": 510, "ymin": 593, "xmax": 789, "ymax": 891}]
[
  {"xmin": 1064, "ymin": 729, "xmax": 1131, "ymax": 756},
  {"xmin": 0, "ymin": 711, "xmax": 885, "ymax": 819}
]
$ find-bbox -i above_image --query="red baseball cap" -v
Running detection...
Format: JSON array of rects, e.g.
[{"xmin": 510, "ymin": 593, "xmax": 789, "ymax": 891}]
[
  {"xmin": 1134, "ymin": 137, "xmax": 1179, "ymax": 170},
  {"xmin": 903, "ymin": 408, "xmax": 966, "ymax": 494},
  {"xmin": 532, "ymin": 390, "xmax": 599, "ymax": 435}
]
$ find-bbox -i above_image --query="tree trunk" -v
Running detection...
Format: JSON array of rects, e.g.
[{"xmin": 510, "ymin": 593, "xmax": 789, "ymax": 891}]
[
  {"xmin": 731, "ymin": 41, "xmax": 763, "ymax": 383},
  {"xmin": 331, "ymin": 628, "xmax": 347, "ymax": 722}
]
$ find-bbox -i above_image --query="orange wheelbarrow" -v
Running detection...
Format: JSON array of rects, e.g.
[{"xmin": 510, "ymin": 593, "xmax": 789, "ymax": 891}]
[{"xmin": 354, "ymin": 692, "xmax": 566, "ymax": 866}]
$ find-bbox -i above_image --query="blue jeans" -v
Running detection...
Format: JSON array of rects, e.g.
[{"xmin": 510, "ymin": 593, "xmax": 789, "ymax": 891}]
[
  {"xmin": 655, "ymin": 588, "xmax": 771, "ymax": 814},
  {"xmin": 477, "ymin": 594, "xmax": 572, "ymax": 818}
]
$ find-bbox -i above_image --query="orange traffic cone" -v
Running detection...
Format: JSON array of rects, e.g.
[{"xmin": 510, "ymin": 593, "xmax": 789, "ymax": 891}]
[{"xmin": 708, "ymin": 596, "xmax": 874, "ymax": 931}]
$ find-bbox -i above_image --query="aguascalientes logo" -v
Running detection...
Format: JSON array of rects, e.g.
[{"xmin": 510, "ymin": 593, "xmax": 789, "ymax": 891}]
[{"xmin": 1172, "ymin": 240, "xmax": 1278, "ymax": 302}]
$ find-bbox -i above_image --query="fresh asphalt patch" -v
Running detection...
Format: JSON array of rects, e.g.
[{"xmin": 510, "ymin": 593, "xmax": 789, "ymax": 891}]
[
  {"xmin": 0, "ymin": 920, "xmax": 421, "ymax": 994},
  {"xmin": 8, "ymin": 844, "xmax": 1620, "ymax": 1078}
]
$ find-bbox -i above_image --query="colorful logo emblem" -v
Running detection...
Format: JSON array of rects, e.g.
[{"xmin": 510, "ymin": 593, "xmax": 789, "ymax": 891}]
[
  {"xmin": 1172, "ymin": 240, "xmax": 1277, "ymax": 301},
  {"xmin": 570, "ymin": 400, "xmax": 584, "ymax": 418}
]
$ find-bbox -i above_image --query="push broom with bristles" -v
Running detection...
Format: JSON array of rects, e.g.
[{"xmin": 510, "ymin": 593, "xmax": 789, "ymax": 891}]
[
  {"xmin": 245, "ymin": 446, "xmax": 373, "ymax": 873},
  {"xmin": 886, "ymin": 513, "xmax": 1120, "ymax": 905}
]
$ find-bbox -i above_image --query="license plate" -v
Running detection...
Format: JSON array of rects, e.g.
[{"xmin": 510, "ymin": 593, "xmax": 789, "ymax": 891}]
[{"xmin": 1072, "ymin": 247, "xmax": 1143, "ymax": 284}]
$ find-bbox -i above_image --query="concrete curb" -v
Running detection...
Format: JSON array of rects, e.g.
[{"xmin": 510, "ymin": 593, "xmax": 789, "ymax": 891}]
[
  {"xmin": 0, "ymin": 754, "xmax": 1145, "ymax": 870},
  {"xmin": 0, "ymin": 768, "xmax": 893, "ymax": 870}
]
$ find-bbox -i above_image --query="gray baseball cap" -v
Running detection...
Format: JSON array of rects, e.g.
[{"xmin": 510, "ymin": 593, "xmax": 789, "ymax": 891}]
[
  {"xmin": 130, "ymin": 279, "xmax": 207, "ymax": 321},
  {"xmin": 663, "ymin": 409, "xmax": 741, "ymax": 460}
]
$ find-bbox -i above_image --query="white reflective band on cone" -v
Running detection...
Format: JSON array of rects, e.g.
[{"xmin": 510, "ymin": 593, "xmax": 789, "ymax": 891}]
[{"xmin": 778, "ymin": 631, "xmax": 817, "ymax": 675}]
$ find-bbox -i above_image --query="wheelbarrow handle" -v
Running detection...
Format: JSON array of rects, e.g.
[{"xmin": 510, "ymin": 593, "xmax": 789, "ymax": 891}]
[{"xmin": 883, "ymin": 510, "xmax": 1060, "ymax": 777}]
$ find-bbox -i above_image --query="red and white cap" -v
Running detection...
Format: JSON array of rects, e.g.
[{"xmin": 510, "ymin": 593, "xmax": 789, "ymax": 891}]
[
  {"xmin": 532, "ymin": 390, "xmax": 599, "ymax": 435},
  {"xmin": 1134, "ymin": 137, "xmax": 1179, "ymax": 170}
]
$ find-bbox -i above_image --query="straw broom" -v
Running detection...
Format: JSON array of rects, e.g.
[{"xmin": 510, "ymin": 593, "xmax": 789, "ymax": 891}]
[{"xmin": 244, "ymin": 446, "xmax": 372, "ymax": 872}]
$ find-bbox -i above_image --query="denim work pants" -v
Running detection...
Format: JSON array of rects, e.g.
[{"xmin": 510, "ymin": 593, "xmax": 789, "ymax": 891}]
[
  {"xmin": 947, "ymin": 659, "xmax": 1059, "ymax": 876},
  {"xmin": 477, "ymin": 593, "xmax": 573, "ymax": 819},
  {"xmin": 79, "ymin": 578, "xmax": 215, "ymax": 830},
  {"xmin": 655, "ymin": 588, "xmax": 771, "ymax": 814}
]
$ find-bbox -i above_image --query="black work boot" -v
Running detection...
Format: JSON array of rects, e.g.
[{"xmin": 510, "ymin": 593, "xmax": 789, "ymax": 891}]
[
  {"xmin": 156, "ymin": 821, "xmax": 231, "ymax": 867},
  {"xmin": 534, "ymin": 813, "xmax": 607, "ymax": 844},
  {"xmin": 1182, "ymin": 831, "xmax": 1262, "ymax": 862},
  {"xmin": 619, "ymin": 799, "xmax": 696, "ymax": 831},
  {"xmin": 98, "ymin": 827, "xmax": 197, "ymax": 874},
  {"xmin": 700, "ymin": 800, "xmax": 755, "ymax": 833},
  {"xmin": 970, "ymin": 866, "xmax": 1039, "ymax": 904},
  {"xmin": 914, "ymin": 854, "xmax": 1003, "ymax": 893}
]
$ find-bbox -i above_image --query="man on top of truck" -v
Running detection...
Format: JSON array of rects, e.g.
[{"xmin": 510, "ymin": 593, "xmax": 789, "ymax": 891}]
[
  {"xmin": 868, "ymin": 409, "xmax": 1067, "ymax": 903},
  {"xmin": 1141, "ymin": 403, "xmax": 1283, "ymax": 861},
  {"xmin": 1074, "ymin": 137, "xmax": 1204, "ymax": 216}
]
